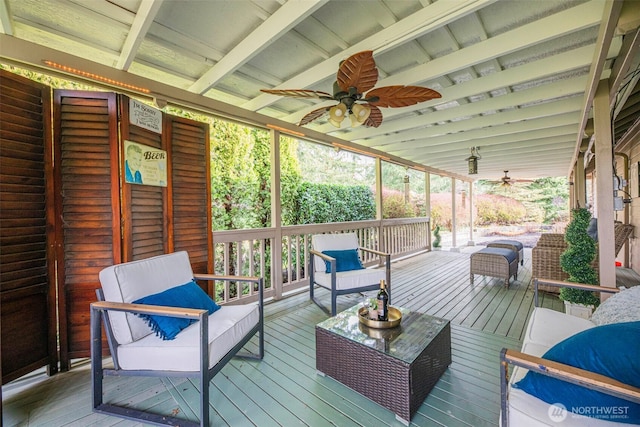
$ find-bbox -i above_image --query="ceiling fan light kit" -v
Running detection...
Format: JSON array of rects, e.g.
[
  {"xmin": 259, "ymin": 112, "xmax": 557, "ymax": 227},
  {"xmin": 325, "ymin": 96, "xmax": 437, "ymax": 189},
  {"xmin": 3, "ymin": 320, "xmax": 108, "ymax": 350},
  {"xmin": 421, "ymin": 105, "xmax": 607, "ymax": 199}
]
[{"xmin": 261, "ymin": 50, "xmax": 441, "ymax": 128}]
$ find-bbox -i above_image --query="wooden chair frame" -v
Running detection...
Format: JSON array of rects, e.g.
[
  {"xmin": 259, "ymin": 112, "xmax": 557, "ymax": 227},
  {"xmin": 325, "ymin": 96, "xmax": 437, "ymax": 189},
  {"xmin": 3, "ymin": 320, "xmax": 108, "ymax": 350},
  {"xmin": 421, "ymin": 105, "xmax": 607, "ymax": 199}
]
[{"xmin": 91, "ymin": 274, "xmax": 264, "ymax": 427}]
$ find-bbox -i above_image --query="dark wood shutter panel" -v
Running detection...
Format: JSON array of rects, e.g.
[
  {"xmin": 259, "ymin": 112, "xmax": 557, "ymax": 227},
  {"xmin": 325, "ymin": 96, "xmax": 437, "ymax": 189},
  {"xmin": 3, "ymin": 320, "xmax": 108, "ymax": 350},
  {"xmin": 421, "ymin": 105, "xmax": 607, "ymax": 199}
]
[
  {"xmin": 0, "ymin": 70, "xmax": 56, "ymax": 383},
  {"xmin": 167, "ymin": 116, "xmax": 212, "ymax": 274},
  {"xmin": 120, "ymin": 97, "xmax": 167, "ymax": 261},
  {"xmin": 54, "ymin": 91, "xmax": 120, "ymax": 363}
]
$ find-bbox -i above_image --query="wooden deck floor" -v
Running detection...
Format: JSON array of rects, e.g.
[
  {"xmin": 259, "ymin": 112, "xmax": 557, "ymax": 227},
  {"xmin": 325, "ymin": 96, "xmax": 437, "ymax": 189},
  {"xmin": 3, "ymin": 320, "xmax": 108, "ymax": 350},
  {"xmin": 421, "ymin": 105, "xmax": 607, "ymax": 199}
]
[{"xmin": 4, "ymin": 248, "xmax": 557, "ymax": 427}]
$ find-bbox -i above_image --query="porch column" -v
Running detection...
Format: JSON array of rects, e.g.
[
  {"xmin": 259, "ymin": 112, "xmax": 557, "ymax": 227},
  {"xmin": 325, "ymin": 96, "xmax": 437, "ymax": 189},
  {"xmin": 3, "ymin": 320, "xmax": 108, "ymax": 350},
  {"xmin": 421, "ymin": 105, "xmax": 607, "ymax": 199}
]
[
  {"xmin": 451, "ymin": 178, "xmax": 457, "ymax": 251},
  {"xmin": 375, "ymin": 158, "xmax": 386, "ymax": 253},
  {"xmin": 270, "ymin": 129, "xmax": 283, "ymax": 300},
  {"xmin": 425, "ymin": 172, "xmax": 431, "ymax": 249},
  {"xmin": 468, "ymin": 181, "xmax": 475, "ymax": 246},
  {"xmin": 375, "ymin": 157, "xmax": 383, "ymax": 220},
  {"xmin": 574, "ymin": 152, "xmax": 586, "ymax": 208},
  {"xmin": 593, "ymin": 80, "xmax": 615, "ymax": 291}
]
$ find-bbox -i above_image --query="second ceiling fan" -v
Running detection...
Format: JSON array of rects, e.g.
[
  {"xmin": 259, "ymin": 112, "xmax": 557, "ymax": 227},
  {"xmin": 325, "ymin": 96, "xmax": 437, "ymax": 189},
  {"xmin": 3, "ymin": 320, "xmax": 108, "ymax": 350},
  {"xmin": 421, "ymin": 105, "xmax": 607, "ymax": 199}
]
[{"xmin": 261, "ymin": 50, "xmax": 441, "ymax": 128}]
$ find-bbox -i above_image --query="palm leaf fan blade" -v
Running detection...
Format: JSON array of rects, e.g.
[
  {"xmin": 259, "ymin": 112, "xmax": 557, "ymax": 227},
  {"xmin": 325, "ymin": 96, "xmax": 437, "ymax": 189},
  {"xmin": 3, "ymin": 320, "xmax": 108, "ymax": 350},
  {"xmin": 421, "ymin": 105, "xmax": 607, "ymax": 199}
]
[
  {"xmin": 336, "ymin": 50, "xmax": 378, "ymax": 94},
  {"xmin": 363, "ymin": 105, "xmax": 383, "ymax": 128},
  {"xmin": 298, "ymin": 106, "xmax": 330, "ymax": 126},
  {"xmin": 366, "ymin": 86, "xmax": 441, "ymax": 108},
  {"xmin": 260, "ymin": 88, "xmax": 333, "ymax": 99}
]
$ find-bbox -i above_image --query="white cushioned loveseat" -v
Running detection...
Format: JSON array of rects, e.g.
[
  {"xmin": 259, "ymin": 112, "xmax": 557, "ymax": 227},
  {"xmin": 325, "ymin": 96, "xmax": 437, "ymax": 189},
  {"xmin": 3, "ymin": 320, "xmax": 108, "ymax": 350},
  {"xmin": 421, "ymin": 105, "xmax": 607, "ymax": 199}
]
[
  {"xmin": 91, "ymin": 251, "xmax": 264, "ymax": 427},
  {"xmin": 500, "ymin": 279, "xmax": 640, "ymax": 426}
]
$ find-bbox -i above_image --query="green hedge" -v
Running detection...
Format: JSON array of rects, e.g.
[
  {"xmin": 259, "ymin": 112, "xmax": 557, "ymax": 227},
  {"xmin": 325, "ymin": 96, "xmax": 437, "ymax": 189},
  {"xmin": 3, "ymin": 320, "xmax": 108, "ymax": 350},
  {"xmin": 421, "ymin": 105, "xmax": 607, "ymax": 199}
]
[{"xmin": 294, "ymin": 182, "xmax": 375, "ymax": 224}]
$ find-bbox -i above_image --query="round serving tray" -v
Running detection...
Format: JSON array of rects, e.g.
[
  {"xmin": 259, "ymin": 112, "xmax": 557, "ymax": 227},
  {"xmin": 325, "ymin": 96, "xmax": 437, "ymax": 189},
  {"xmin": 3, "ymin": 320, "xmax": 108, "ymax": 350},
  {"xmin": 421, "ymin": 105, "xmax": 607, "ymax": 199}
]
[{"xmin": 358, "ymin": 306, "xmax": 402, "ymax": 329}]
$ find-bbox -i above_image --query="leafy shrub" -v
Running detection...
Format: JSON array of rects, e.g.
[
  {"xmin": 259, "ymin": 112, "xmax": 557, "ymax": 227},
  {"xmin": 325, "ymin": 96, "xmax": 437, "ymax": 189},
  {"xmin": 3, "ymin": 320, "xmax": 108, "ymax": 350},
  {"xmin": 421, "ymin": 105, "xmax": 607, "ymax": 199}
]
[
  {"xmin": 294, "ymin": 182, "xmax": 375, "ymax": 224},
  {"xmin": 433, "ymin": 225, "xmax": 441, "ymax": 248},
  {"xmin": 475, "ymin": 194, "xmax": 527, "ymax": 225},
  {"xmin": 382, "ymin": 189, "xmax": 417, "ymax": 219},
  {"xmin": 559, "ymin": 207, "xmax": 600, "ymax": 306}
]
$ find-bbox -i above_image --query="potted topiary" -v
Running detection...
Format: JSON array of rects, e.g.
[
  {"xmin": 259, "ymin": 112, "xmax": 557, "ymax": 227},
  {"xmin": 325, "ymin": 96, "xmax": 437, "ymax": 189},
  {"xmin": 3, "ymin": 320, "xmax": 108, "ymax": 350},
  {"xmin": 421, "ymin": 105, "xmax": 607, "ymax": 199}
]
[
  {"xmin": 433, "ymin": 224, "xmax": 442, "ymax": 250},
  {"xmin": 559, "ymin": 207, "xmax": 600, "ymax": 318}
]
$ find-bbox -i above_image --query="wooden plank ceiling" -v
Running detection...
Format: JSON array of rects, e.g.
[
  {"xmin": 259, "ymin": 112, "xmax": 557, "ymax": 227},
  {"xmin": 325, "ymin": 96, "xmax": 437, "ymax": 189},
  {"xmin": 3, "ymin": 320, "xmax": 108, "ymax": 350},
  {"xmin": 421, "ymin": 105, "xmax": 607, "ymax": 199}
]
[{"xmin": 1, "ymin": 0, "xmax": 639, "ymax": 182}]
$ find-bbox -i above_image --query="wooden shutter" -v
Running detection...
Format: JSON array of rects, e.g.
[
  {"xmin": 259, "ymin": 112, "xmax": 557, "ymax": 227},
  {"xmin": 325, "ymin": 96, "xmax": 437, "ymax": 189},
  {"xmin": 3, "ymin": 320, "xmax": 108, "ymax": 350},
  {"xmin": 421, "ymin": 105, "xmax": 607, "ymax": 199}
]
[
  {"xmin": 0, "ymin": 70, "xmax": 56, "ymax": 383},
  {"xmin": 53, "ymin": 90, "xmax": 120, "ymax": 365},
  {"xmin": 119, "ymin": 96, "xmax": 168, "ymax": 261},
  {"xmin": 166, "ymin": 115, "xmax": 212, "ymax": 273}
]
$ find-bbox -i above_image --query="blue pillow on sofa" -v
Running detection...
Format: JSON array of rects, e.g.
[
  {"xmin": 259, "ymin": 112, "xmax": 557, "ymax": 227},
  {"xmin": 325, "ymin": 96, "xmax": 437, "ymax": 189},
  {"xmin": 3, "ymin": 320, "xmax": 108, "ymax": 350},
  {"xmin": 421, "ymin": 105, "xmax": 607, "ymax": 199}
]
[
  {"xmin": 514, "ymin": 321, "xmax": 640, "ymax": 424},
  {"xmin": 321, "ymin": 249, "xmax": 365, "ymax": 273},
  {"xmin": 133, "ymin": 280, "xmax": 220, "ymax": 340}
]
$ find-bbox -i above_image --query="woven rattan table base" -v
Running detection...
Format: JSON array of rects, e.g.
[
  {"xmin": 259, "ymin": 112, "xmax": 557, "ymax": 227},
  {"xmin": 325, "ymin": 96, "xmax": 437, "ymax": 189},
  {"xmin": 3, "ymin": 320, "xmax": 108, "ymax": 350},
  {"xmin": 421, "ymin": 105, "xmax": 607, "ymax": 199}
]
[{"xmin": 316, "ymin": 312, "xmax": 451, "ymax": 424}]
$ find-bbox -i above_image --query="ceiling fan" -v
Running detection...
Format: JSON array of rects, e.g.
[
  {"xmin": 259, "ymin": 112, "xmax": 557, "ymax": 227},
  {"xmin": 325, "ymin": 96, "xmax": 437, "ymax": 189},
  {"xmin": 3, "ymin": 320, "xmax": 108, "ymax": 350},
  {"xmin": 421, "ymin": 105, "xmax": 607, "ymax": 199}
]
[
  {"xmin": 261, "ymin": 50, "xmax": 441, "ymax": 128},
  {"xmin": 500, "ymin": 171, "xmax": 512, "ymax": 187}
]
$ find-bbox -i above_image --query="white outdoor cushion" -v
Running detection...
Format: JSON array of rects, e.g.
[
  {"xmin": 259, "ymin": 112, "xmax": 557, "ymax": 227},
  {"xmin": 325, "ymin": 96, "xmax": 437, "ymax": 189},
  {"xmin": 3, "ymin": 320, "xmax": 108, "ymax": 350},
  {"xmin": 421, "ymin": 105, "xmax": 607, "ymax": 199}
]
[
  {"xmin": 523, "ymin": 307, "xmax": 594, "ymax": 349},
  {"xmin": 506, "ymin": 307, "xmax": 630, "ymax": 427},
  {"xmin": 312, "ymin": 233, "xmax": 360, "ymax": 272},
  {"xmin": 507, "ymin": 386, "xmax": 633, "ymax": 427},
  {"xmin": 117, "ymin": 304, "xmax": 259, "ymax": 371},
  {"xmin": 313, "ymin": 268, "xmax": 386, "ymax": 290},
  {"xmin": 99, "ymin": 251, "xmax": 197, "ymax": 345}
]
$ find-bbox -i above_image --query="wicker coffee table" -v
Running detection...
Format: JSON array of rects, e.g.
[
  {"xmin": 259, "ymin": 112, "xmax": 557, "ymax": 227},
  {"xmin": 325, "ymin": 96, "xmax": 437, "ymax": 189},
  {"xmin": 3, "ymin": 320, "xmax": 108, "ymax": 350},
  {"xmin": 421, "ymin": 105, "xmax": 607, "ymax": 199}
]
[{"xmin": 315, "ymin": 305, "xmax": 451, "ymax": 425}]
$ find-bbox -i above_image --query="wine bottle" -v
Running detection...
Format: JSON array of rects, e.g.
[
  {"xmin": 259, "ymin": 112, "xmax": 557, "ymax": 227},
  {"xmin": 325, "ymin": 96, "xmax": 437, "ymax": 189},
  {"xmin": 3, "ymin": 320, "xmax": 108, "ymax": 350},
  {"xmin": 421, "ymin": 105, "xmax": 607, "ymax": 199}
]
[{"xmin": 377, "ymin": 280, "xmax": 389, "ymax": 321}]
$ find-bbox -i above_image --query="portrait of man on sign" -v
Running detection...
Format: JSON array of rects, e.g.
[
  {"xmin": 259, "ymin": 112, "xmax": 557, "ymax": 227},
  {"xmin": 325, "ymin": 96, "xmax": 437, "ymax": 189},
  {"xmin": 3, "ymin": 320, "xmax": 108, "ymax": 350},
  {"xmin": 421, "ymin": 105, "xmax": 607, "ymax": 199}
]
[
  {"xmin": 123, "ymin": 140, "xmax": 167, "ymax": 187},
  {"xmin": 125, "ymin": 142, "xmax": 143, "ymax": 184}
]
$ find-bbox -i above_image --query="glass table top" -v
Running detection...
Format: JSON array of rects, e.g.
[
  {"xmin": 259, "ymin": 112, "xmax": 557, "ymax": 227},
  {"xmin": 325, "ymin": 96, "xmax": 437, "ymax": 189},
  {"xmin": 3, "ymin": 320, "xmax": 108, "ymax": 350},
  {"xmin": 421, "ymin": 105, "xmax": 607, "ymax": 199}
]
[{"xmin": 316, "ymin": 304, "xmax": 450, "ymax": 364}]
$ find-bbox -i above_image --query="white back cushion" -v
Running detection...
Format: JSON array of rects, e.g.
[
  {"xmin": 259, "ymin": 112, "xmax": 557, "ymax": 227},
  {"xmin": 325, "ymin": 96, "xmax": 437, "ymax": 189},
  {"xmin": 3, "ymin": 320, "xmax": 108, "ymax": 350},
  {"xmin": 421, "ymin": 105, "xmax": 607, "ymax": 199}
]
[
  {"xmin": 311, "ymin": 233, "xmax": 359, "ymax": 272},
  {"xmin": 99, "ymin": 251, "xmax": 195, "ymax": 345}
]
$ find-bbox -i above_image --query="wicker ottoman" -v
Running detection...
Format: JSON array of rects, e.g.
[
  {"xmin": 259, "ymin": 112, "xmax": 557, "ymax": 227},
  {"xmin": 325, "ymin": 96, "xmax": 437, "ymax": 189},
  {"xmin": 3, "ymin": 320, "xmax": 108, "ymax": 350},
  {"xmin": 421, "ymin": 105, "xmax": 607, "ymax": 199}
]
[
  {"xmin": 470, "ymin": 247, "xmax": 518, "ymax": 287},
  {"xmin": 486, "ymin": 239, "xmax": 524, "ymax": 265}
]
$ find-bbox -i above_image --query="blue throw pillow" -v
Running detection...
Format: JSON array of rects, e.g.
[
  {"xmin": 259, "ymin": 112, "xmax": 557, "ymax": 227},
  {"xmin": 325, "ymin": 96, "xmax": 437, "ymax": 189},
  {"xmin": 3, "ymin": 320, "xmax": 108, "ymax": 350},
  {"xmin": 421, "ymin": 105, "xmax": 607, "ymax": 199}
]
[
  {"xmin": 321, "ymin": 249, "xmax": 365, "ymax": 273},
  {"xmin": 514, "ymin": 321, "xmax": 640, "ymax": 424},
  {"xmin": 133, "ymin": 280, "xmax": 220, "ymax": 340}
]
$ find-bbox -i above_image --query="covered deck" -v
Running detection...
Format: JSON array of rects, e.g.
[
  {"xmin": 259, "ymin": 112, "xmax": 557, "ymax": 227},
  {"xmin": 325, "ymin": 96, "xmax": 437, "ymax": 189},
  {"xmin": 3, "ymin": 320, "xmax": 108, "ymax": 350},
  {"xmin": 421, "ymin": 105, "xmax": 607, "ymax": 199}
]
[{"xmin": 4, "ymin": 247, "xmax": 561, "ymax": 427}]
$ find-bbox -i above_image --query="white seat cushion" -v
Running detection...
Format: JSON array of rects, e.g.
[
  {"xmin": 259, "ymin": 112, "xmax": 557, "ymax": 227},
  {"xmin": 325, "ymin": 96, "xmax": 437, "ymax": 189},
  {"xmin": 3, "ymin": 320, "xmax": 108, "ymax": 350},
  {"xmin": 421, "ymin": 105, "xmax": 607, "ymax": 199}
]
[
  {"xmin": 117, "ymin": 304, "xmax": 259, "ymax": 371},
  {"xmin": 99, "ymin": 251, "xmax": 195, "ymax": 344},
  {"xmin": 523, "ymin": 307, "xmax": 594, "ymax": 349},
  {"xmin": 314, "ymin": 268, "xmax": 385, "ymax": 290}
]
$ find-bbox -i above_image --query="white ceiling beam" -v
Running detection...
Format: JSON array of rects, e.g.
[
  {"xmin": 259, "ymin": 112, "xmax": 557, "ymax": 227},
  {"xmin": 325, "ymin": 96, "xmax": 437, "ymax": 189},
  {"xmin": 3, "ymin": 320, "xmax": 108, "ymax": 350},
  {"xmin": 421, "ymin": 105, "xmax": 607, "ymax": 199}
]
[
  {"xmin": 569, "ymin": 0, "xmax": 624, "ymax": 176},
  {"xmin": 369, "ymin": 96, "xmax": 583, "ymax": 148},
  {"xmin": 0, "ymin": 0, "xmax": 13, "ymax": 35},
  {"xmin": 378, "ymin": 1, "xmax": 603, "ymax": 88},
  {"xmin": 410, "ymin": 137, "xmax": 575, "ymax": 164},
  {"xmin": 351, "ymin": 77, "xmax": 586, "ymax": 147},
  {"xmin": 382, "ymin": 114, "xmax": 579, "ymax": 153},
  {"xmin": 189, "ymin": 0, "xmax": 328, "ymax": 94},
  {"xmin": 296, "ymin": 29, "xmax": 597, "ymax": 135},
  {"xmin": 242, "ymin": 0, "xmax": 496, "ymax": 111},
  {"xmin": 116, "ymin": 0, "xmax": 163, "ymax": 70}
]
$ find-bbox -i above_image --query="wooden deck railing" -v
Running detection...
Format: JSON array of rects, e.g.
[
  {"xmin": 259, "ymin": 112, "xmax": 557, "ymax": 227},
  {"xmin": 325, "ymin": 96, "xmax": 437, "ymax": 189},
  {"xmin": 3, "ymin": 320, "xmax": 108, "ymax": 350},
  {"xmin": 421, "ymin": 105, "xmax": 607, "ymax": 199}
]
[{"xmin": 211, "ymin": 217, "xmax": 430, "ymax": 304}]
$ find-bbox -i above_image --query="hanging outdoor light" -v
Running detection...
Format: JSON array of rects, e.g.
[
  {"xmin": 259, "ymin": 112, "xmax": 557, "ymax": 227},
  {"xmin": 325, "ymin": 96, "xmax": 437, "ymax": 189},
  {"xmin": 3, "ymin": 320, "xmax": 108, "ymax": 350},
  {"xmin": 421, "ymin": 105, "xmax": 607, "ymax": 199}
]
[{"xmin": 466, "ymin": 146, "xmax": 480, "ymax": 175}]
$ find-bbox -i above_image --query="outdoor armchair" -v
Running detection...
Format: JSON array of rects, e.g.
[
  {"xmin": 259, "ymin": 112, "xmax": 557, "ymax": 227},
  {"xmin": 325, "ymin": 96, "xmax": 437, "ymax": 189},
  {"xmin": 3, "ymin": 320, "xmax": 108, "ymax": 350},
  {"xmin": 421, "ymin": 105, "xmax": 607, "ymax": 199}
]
[
  {"xmin": 309, "ymin": 232, "xmax": 391, "ymax": 316},
  {"xmin": 91, "ymin": 251, "xmax": 264, "ymax": 427}
]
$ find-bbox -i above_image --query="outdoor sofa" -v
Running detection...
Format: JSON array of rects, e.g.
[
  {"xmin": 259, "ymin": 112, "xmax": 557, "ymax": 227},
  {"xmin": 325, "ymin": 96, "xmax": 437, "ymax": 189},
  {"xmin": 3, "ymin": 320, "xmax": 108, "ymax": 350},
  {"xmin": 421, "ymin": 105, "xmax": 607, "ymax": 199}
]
[{"xmin": 500, "ymin": 278, "xmax": 640, "ymax": 426}]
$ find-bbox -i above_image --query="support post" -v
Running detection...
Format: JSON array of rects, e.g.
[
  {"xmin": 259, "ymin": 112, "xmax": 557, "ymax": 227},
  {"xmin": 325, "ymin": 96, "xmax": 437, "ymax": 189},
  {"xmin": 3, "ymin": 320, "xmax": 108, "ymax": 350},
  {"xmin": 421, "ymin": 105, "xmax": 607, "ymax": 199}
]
[
  {"xmin": 593, "ymin": 80, "xmax": 615, "ymax": 292},
  {"xmin": 270, "ymin": 129, "xmax": 283, "ymax": 300}
]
